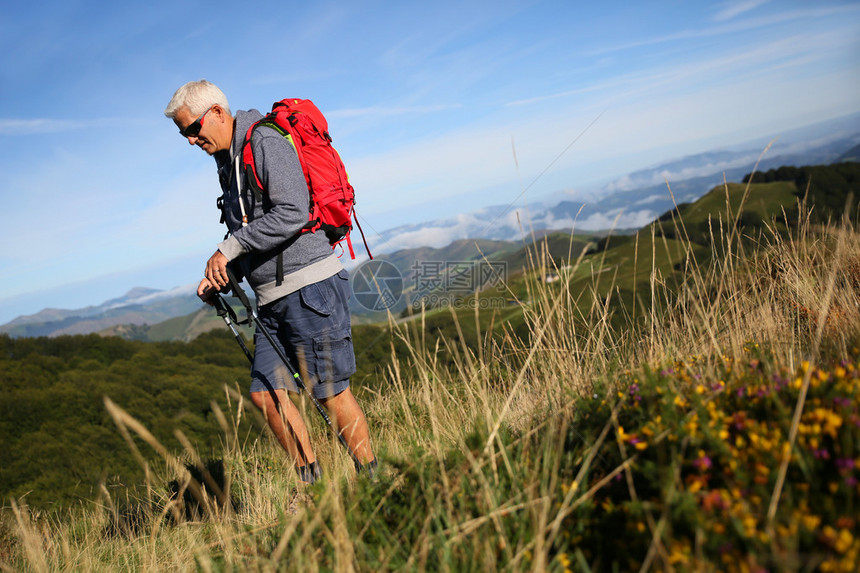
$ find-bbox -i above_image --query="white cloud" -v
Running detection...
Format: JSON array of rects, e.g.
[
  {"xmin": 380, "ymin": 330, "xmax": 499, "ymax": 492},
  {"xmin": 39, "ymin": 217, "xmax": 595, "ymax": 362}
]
[
  {"xmin": 713, "ymin": 0, "xmax": 771, "ymax": 22},
  {"xmin": 0, "ymin": 117, "xmax": 145, "ymax": 135},
  {"xmin": 375, "ymin": 224, "xmax": 471, "ymax": 251},
  {"xmin": 633, "ymin": 194, "xmax": 670, "ymax": 207},
  {"xmin": 578, "ymin": 209, "xmax": 657, "ymax": 231},
  {"xmin": 588, "ymin": 4, "xmax": 860, "ymax": 56}
]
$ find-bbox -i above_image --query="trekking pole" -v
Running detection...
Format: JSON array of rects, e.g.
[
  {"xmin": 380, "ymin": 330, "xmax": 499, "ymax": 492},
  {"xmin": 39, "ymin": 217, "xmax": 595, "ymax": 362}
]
[
  {"xmin": 223, "ymin": 269, "xmax": 362, "ymax": 470},
  {"xmin": 211, "ymin": 294, "xmax": 253, "ymax": 363}
]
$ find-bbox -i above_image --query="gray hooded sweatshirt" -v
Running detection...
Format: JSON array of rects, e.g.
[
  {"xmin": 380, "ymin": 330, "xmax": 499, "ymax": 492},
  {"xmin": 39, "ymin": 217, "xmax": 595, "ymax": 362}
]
[{"xmin": 214, "ymin": 109, "xmax": 342, "ymax": 305}]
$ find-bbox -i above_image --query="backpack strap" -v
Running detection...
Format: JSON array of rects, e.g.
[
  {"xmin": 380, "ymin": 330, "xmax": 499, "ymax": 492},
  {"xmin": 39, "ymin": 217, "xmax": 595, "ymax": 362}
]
[
  {"xmin": 234, "ymin": 155, "xmax": 249, "ymax": 227},
  {"xmin": 352, "ymin": 207, "xmax": 373, "ymax": 260},
  {"xmin": 241, "ymin": 119, "xmax": 284, "ymax": 203}
]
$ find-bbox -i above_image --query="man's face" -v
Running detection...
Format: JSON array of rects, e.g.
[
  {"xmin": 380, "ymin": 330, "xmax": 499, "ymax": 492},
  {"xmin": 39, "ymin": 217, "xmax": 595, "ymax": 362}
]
[{"xmin": 173, "ymin": 105, "xmax": 230, "ymax": 155}]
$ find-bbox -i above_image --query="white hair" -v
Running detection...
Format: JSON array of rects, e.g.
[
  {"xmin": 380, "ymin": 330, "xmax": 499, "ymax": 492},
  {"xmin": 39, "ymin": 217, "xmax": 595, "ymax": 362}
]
[{"xmin": 164, "ymin": 80, "xmax": 231, "ymax": 118}]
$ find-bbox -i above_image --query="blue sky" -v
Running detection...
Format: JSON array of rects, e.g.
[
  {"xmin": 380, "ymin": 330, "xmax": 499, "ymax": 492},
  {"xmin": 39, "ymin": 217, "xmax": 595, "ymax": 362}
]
[{"xmin": 1, "ymin": 0, "xmax": 859, "ymax": 325}]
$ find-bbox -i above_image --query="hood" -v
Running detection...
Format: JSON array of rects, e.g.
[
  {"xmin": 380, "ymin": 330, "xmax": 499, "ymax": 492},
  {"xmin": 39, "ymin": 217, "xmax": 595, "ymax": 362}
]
[
  {"xmin": 230, "ymin": 109, "xmax": 265, "ymax": 158},
  {"xmin": 215, "ymin": 108, "xmax": 265, "ymax": 172}
]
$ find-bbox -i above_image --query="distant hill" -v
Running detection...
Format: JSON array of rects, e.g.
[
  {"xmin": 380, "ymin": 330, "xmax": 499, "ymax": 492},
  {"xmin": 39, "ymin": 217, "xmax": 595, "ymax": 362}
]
[
  {"xmin": 346, "ymin": 234, "xmax": 600, "ymax": 323},
  {"xmin": 839, "ymin": 143, "xmax": 860, "ymax": 163},
  {"xmin": 98, "ymin": 306, "xmax": 226, "ymax": 342},
  {"xmin": 0, "ymin": 285, "xmax": 203, "ymax": 338}
]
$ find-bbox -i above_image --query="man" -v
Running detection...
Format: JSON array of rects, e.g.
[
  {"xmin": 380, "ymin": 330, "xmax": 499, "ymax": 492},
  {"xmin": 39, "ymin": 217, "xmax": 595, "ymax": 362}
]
[{"xmin": 164, "ymin": 80, "xmax": 375, "ymax": 483}]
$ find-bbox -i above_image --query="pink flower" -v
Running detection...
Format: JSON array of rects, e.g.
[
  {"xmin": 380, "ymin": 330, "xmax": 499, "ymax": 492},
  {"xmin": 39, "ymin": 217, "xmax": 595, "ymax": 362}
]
[{"xmin": 693, "ymin": 456, "xmax": 712, "ymax": 471}]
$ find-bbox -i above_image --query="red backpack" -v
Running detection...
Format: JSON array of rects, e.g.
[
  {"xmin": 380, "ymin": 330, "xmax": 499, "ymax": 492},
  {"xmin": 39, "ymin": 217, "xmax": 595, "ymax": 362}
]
[{"xmin": 240, "ymin": 98, "xmax": 371, "ymax": 263}]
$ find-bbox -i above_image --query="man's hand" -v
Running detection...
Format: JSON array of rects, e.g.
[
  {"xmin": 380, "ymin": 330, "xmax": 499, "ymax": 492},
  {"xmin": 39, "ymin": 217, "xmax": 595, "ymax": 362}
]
[
  {"xmin": 197, "ymin": 278, "xmax": 218, "ymax": 305},
  {"xmin": 205, "ymin": 250, "xmax": 230, "ymax": 289}
]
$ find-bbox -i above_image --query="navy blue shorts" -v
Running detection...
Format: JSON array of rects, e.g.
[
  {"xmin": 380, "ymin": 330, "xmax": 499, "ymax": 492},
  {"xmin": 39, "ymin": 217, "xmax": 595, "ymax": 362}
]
[{"xmin": 250, "ymin": 269, "xmax": 355, "ymax": 400}]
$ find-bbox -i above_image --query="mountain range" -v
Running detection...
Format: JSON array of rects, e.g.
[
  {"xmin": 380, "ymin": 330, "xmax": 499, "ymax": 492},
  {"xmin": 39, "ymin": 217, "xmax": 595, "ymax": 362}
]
[
  {"xmin": 3, "ymin": 118, "xmax": 858, "ymax": 339},
  {"xmin": 0, "ymin": 284, "xmax": 203, "ymax": 338}
]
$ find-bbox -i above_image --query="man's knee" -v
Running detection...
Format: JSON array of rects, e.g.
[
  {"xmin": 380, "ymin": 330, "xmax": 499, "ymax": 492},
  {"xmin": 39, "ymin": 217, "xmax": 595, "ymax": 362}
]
[
  {"xmin": 320, "ymin": 386, "xmax": 353, "ymax": 407},
  {"xmin": 251, "ymin": 389, "xmax": 282, "ymax": 413}
]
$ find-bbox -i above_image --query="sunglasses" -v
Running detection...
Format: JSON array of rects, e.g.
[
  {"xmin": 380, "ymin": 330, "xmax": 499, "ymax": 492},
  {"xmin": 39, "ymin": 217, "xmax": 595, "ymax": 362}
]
[{"xmin": 179, "ymin": 106, "xmax": 213, "ymax": 138}]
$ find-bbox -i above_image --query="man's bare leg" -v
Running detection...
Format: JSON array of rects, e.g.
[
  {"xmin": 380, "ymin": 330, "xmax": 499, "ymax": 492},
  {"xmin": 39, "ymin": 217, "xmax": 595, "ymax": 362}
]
[
  {"xmin": 319, "ymin": 387, "xmax": 374, "ymax": 465},
  {"xmin": 250, "ymin": 389, "xmax": 315, "ymax": 467}
]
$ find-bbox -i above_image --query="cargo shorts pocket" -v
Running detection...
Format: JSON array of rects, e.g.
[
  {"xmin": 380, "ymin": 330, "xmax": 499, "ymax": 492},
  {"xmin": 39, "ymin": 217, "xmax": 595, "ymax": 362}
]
[
  {"xmin": 300, "ymin": 280, "xmax": 334, "ymax": 316},
  {"xmin": 312, "ymin": 327, "xmax": 356, "ymax": 383}
]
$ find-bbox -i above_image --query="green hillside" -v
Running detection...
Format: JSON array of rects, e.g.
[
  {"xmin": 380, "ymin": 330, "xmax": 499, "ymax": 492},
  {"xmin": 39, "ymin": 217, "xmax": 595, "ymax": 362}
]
[
  {"xmin": 743, "ymin": 161, "xmax": 860, "ymax": 224},
  {"xmin": 103, "ymin": 307, "xmax": 227, "ymax": 342}
]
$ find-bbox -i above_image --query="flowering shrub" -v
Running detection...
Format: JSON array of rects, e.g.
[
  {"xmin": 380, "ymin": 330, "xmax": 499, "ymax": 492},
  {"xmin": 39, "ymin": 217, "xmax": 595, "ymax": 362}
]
[{"xmin": 552, "ymin": 346, "xmax": 860, "ymax": 571}]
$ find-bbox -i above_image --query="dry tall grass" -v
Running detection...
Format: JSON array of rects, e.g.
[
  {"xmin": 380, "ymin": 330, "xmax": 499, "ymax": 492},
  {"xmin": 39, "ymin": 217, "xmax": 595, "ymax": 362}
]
[{"xmin": 2, "ymin": 189, "xmax": 859, "ymax": 571}]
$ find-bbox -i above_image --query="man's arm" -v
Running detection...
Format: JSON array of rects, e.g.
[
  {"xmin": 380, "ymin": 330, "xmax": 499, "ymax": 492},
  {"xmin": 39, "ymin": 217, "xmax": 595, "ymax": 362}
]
[{"xmin": 218, "ymin": 128, "xmax": 309, "ymax": 259}]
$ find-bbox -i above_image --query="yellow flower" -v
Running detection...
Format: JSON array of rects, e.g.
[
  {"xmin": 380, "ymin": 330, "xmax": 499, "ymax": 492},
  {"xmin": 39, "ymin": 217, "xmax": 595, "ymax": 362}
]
[
  {"xmin": 562, "ymin": 481, "xmax": 579, "ymax": 495},
  {"xmin": 688, "ymin": 478, "xmax": 704, "ymax": 493},
  {"xmin": 743, "ymin": 515, "xmax": 757, "ymax": 536},
  {"xmin": 823, "ymin": 412, "xmax": 843, "ymax": 438},
  {"xmin": 835, "ymin": 529, "xmax": 854, "ymax": 554},
  {"xmin": 667, "ymin": 544, "xmax": 689, "ymax": 565},
  {"xmin": 802, "ymin": 514, "xmax": 821, "ymax": 531}
]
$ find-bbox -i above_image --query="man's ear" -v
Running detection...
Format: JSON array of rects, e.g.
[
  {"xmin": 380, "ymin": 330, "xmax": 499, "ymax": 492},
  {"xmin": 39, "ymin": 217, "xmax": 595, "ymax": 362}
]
[{"xmin": 210, "ymin": 104, "xmax": 227, "ymax": 123}]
